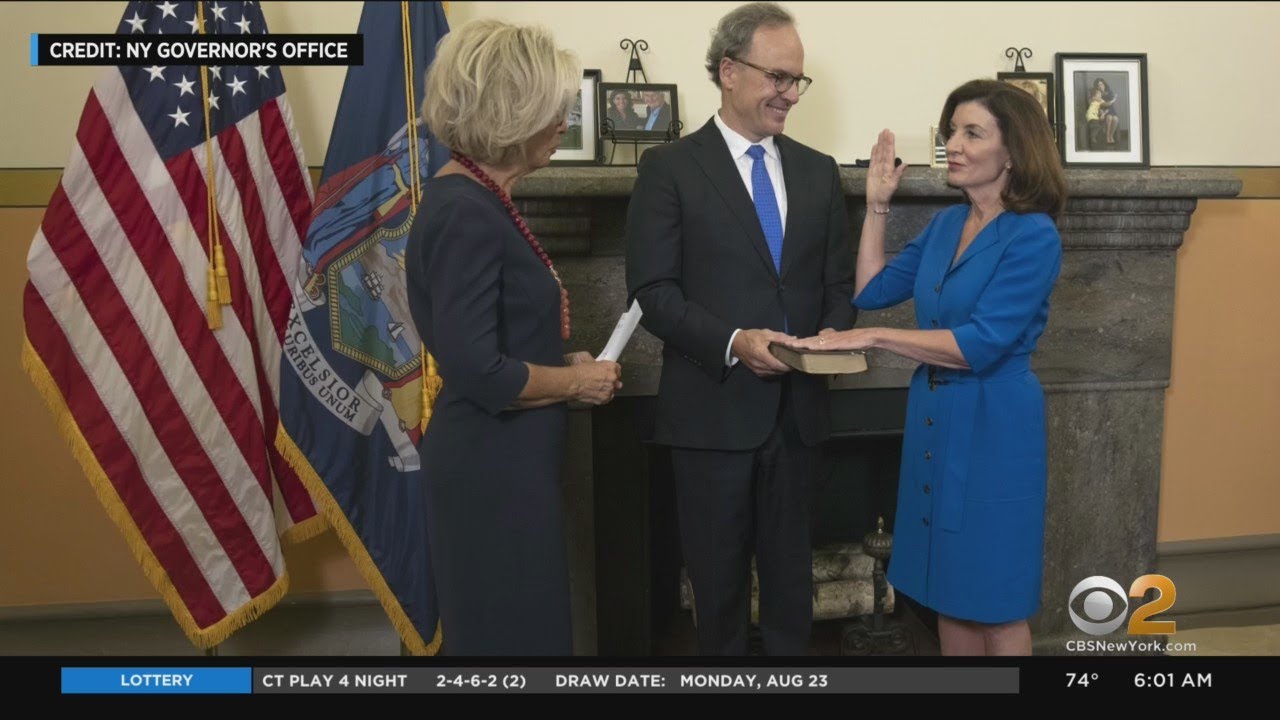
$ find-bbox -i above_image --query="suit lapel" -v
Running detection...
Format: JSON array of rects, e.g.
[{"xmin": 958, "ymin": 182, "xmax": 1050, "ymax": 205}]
[{"xmin": 689, "ymin": 118, "xmax": 779, "ymax": 280}]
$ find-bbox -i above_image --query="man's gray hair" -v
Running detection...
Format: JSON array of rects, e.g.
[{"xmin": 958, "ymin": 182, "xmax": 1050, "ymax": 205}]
[{"xmin": 704, "ymin": 2, "xmax": 795, "ymax": 88}]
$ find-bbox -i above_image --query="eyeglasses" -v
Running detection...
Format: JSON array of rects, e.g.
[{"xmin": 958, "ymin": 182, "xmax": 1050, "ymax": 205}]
[{"xmin": 728, "ymin": 56, "xmax": 812, "ymax": 96}]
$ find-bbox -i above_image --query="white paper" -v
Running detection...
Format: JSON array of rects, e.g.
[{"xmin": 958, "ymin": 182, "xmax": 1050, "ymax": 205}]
[{"xmin": 596, "ymin": 299, "xmax": 643, "ymax": 362}]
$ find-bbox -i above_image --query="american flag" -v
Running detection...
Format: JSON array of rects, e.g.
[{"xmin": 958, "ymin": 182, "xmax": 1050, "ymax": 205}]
[{"xmin": 21, "ymin": 1, "xmax": 321, "ymax": 648}]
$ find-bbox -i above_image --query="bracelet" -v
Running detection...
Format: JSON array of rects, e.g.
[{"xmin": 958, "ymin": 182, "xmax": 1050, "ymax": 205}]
[{"xmin": 870, "ymin": 205, "xmax": 891, "ymax": 215}]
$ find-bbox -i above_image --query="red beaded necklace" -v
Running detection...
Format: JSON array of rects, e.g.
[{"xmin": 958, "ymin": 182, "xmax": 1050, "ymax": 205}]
[{"xmin": 451, "ymin": 150, "xmax": 570, "ymax": 341}]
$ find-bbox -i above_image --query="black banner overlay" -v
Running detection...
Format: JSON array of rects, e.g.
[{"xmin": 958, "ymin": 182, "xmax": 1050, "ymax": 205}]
[
  {"xmin": 32, "ymin": 34, "xmax": 363, "ymax": 66},
  {"xmin": 3, "ymin": 655, "xmax": 1273, "ymax": 697}
]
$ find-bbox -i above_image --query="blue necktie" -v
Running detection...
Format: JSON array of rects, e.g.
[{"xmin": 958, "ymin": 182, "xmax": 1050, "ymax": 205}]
[
  {"xmin": 746, "ymin": 144, "xmax": 783, "ymax": 274},
  {"xmin": 746, "ymin": 144, "xmax": 787, "ymax": 332}
]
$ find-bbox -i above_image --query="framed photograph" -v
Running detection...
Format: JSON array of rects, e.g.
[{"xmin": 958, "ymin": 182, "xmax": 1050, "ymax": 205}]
[
  {"xmin": 550, "ymin": 69, "xmax": 602, "ymax": 165},
  {"xmin": 599, "ymin": 82, "xmax": 680, "ymax": 141},
  {"xmin": 1054, "ymin": 53, "xmax": 1149, "ymax": 167},
  {"xmin": 930, "ymin": 126, "xmax": 947, "ymax": 168},
  {"xmin": 998, "ymin": 71, "xmax": 1054, "ymax": 126}
]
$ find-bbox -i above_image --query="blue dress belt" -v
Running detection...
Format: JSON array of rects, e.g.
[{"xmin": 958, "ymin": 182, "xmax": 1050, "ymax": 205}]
[{"xmin": 923, "ymin": 358, "xmax": 1032, "ymax": 532}]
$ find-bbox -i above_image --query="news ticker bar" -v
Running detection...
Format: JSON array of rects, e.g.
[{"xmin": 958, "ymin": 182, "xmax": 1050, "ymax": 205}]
[
  {"xmin": 63, "ymin": 667, "xmax": 1018, "ymax": 694},
  {"xmin": 31, "ymin": 34, "xmax": 363, "ymax": 66},
  {"xmin": 42, "ymin": 658, "xmax": 1276, "ymax": 695}
]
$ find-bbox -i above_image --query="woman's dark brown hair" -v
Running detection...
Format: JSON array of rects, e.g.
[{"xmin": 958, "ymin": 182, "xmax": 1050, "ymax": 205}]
[{"xmin": 939, "ymin": 79, "xmax": 1068, "ymax": 220}]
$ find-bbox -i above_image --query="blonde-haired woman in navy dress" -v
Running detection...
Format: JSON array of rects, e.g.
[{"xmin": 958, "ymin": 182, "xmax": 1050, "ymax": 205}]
[
  {"xmin": 409, "ymin": 19, "xmax": 622, "ymax": 655},
  {"xmin": 787, "ymin": 79, "xmax": 1067, "ymax": 655}
]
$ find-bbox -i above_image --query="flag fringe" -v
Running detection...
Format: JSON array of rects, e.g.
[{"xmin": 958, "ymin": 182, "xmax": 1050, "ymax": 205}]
[
  {"xmin": 274, "ymin": 423, "xmax": 443, "ymax": 655},
  {"xmin": 280, "ymin": 514, "xmax": 329, "ymax": 545},
  {"xmin": 20, "ymin": 335, "xmax": 291, "ymax": 649}
]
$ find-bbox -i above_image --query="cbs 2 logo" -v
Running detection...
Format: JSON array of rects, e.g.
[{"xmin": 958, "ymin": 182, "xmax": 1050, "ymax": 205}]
[{"xmin": 1068, "ymin": 575, "xmax": 1176, "ymax": 636}]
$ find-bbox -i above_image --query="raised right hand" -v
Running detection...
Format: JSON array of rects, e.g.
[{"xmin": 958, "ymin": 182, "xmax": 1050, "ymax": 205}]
[
  {"xmin": 573, "ymin": 360, "xmax": 622, "ymax": 405},
  {"xmin": 732, "ymin": 328, "xmax": 794, "ymax": 378},
  {"xmin": 866, "ymin": 129, "xmax": 908, "ymax": 209}
]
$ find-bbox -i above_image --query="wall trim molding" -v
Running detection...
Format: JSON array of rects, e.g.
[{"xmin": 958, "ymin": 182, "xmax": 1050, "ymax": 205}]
[
  {"xmin": 1159, "ymin": 533, "xmax": 1280, "ymax": 556},
  {"xmin": 2, "ymin": 166, "xmax": 1272, "ymax": 208},
  {"xmin": 0, "ymin": 167, "xmax": 325, "ymax": 207},
  {"xmin": 1156, "ymin": 534, "xmax": 1280, "ymax": 616},
  {"xmin": 0, "ymin": 589, "xmax": 377, "ymax": 622}
]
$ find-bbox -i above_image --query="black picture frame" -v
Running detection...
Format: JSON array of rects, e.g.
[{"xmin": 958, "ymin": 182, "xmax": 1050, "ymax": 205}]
[
  {"xmin": 550, "ymin": 68, "xmax": 602, "ymax": 166},
  {"xmin": 1054, "ymin": 53, "xmax": 1150, "ymax": 168},
  {"xmin": 598, "ymin": 82, "xmax": 680, "ymax": 142},
  {"xmin": 997, "ymin": 71, "xmax": 1055, "ymax": 127}
]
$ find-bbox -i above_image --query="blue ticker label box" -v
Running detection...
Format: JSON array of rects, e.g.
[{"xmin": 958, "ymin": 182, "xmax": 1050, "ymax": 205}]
[{"xmin": 61, "ymin": 667, "xmax": 252, "ymax": 694}]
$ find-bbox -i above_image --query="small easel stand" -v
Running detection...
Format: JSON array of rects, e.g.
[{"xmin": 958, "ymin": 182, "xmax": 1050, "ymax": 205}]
[
  {"xmin": 602, "ymin": 39, "xmax": 682, "ymax": 166},
  {"xmin": 999, "ymin": 46, "xmax": 1057, "ymax": 140},
  {"xmin": 1006, "ymin": 46, "xmax": 1032, "ymax": 73}
]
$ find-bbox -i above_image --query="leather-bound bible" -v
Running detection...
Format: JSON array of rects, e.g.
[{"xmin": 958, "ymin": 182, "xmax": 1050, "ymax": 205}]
[{"xmin": 768, "ymin": 344, "xmax": 868, "ymax": 375}]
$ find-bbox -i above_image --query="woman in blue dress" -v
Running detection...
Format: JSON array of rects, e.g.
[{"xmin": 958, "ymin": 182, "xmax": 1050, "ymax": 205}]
[{"xmin": 786, "ymin": 79, "xmax": 1066, "ymax": 655}]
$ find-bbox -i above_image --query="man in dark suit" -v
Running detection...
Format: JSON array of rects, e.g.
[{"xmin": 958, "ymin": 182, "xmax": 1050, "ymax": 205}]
[
  {"xmin": 641, "ymin": 90, "xmax": 674, "ymax": 133},
  {"xmin": 625, "ymin": 1, "xmax": 855, "ymax": 656}
]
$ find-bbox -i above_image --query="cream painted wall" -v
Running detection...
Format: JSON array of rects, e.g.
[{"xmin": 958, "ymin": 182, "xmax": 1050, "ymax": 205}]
[{"xmin": 3, "ymin": 1, "xmax": 1279, "ymax": 167}]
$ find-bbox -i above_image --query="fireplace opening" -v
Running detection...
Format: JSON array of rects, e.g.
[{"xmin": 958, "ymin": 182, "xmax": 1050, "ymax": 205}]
[{"xmin": 592, "ymin": 387, "xmax": 940, "ymax": 655}]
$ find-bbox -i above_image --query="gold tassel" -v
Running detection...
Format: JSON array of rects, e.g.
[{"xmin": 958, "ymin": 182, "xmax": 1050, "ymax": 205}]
[
  {"xmin": 422, "ymin": 374, "xmax": 442, "ymax": 418},
  {"xmin": 420, "ymin": 348, "xmax": 442, "ymax": 432},
  {"xmin": 196, "ymin": 4, "xmax": 226, "ymax": 329},
  {"xmin": 214, "ymin": 243, "xmax": 232, "ymax": 305},
  {"xmin": 207, "ymin": 299, "xmax": 223, "ymax": 329},
  {"xmin": 207, "ymin": 267, "xmax": 223, "ymax": 329}
]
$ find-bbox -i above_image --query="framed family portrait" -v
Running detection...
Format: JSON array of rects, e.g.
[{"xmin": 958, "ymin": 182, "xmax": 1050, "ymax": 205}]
[
  {"xmin": 550, "ymin": 69, "xmax": 602, "ymax": 166},
  {"xmin": 599, "ymin": 82, "xmax": 680, "ymax": 141},
  {"xmin": 997, "ymin": 71, "xmax": 1054, "ymax": 126},
  {"xmin": 1054, "ymin": 53, "xmax": 1150, "ymax": 168}
]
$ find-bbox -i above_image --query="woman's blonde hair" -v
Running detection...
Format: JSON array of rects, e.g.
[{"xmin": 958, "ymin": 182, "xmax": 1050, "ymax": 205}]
[{"xmin": 423, "ymin": 19, "xmax": 580, "ymax": 168}]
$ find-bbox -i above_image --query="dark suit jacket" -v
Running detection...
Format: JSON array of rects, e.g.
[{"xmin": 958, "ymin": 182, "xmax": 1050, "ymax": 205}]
[
  {"xmin": 625, "ymin": 117, "xmax": 855, "ymax": 451},
  {"xmin": 644, "ymin": 103, "xmax": 674, "ymax": 133}
]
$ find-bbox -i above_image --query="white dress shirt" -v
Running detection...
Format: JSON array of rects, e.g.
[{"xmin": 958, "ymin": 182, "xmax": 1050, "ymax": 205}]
[{"xmin": 714, "ymin": 111, "xmax": 788, "ymax": 366}]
